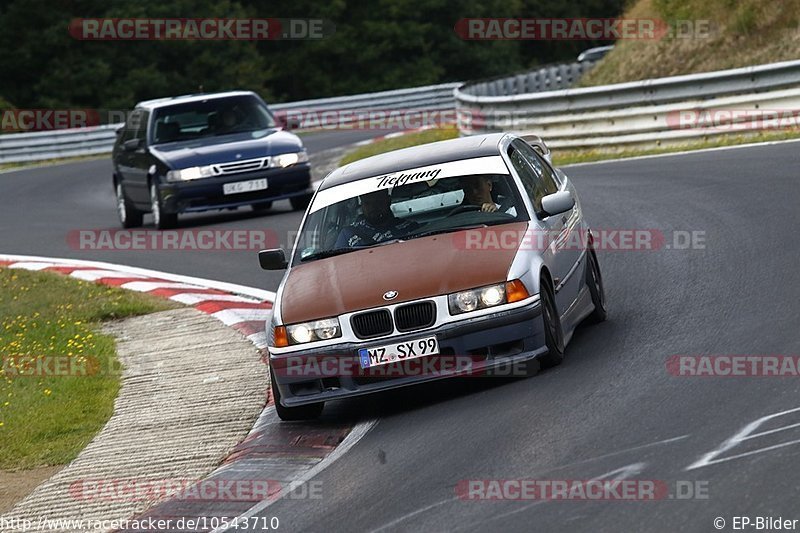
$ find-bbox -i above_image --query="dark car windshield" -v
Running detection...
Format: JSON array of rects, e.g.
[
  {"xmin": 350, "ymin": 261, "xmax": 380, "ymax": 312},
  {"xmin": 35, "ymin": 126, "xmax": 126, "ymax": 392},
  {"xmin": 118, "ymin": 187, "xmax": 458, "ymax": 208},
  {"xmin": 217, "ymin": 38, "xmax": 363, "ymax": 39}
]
[
  {"xmin": 292, "ymin": 173, "xmax": 527, "ymax": 264},
  {"xmin": 149, "ymin": 94, "xmax": 277, "ymax": 145}
]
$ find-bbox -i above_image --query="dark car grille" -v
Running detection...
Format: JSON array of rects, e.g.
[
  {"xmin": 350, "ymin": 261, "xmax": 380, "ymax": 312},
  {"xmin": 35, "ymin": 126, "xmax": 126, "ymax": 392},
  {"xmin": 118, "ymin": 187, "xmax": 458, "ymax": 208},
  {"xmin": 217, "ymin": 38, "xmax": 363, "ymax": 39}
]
[
  {"xmin": 351, "ymin": 309, "xmax": 393, "ymax": 339},
  {"xmin": 394, "ymin": 301, "xmax": 436, "ymax": 332},
  {"xmin": 212, "ymin": 157, "xmax": 269, "ymax": 175}
]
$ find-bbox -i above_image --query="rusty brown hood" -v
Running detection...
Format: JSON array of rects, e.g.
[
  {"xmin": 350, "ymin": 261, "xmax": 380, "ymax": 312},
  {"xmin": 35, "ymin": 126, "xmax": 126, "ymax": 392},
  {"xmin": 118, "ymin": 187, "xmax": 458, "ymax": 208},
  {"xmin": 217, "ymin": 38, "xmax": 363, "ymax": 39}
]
[{"xmin": 279, "ymin": 222, "xmax": 527, "ymax": 324}]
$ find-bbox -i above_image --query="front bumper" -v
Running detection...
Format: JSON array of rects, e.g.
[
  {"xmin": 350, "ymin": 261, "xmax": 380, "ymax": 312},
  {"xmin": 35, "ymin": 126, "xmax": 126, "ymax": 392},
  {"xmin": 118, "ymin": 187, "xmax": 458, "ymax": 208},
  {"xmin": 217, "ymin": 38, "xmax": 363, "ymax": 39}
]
[
  {"xmin": 157, "ymin": 163, "xmax": 312, "ymax": 214},
  {"xmin": 270, "ymin": 300, "xmax": 546, "ymax": 407}
]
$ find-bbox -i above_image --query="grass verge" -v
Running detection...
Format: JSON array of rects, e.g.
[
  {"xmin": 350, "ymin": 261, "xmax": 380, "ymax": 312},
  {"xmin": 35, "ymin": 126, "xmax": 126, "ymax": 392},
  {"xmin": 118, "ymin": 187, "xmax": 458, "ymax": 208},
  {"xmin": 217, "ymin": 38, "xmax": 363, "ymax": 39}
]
[
  {"xmin": 0, "ymin": 268, "xmax": 177, "ymax": 470},
  {"xmin": 0, "ymin": 153, "xmax": 109, "ymax": 172},
  {"xmin": 339, "ymin": 127, "xmax": 800, "ymax": 168},
  {"xmin": 339, "ymin": 127, "xmax": 459, "ymax": 166}
]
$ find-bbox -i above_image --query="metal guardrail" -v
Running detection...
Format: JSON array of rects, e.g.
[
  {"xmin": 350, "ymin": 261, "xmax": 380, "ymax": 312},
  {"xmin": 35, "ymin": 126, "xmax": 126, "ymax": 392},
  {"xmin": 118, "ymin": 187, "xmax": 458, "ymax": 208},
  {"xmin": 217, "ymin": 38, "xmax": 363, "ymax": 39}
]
[
  {"xmin": 0, "ymin": 83, "xmax": 462, "ymax": 164},
  {"xmin": 0, "ymin": 124, "xmax": 122, "ymax": 163},
  {"xmin": 4, "ymin": 59, "xmax": 800, "ymax": 163},
  {"xmin": 455, "ymin": 59, "xmax": 800, "ymax": 149},
  {"xmin": 459, "ymin": 61, "xmax": 596, "ymax": 97}
]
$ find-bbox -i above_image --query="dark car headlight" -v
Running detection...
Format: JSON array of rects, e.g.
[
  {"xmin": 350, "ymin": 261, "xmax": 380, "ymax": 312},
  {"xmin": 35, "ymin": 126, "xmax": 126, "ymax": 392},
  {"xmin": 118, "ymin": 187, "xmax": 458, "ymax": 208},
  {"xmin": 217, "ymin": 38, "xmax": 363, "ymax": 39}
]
[
  {"xmin": 273, "ymin": 317, "xmax": 341, "ymax": 347},
  {"xmin": 448, "ymin": 280, "xmax": 530, "ymax": 315},
  {"xmin": 165, "ymin": 166, "xmax": 215, "ymax": 182},
  {"xmin": 271, "ymin": 151, "xmax": 308, "ymax": 168}
]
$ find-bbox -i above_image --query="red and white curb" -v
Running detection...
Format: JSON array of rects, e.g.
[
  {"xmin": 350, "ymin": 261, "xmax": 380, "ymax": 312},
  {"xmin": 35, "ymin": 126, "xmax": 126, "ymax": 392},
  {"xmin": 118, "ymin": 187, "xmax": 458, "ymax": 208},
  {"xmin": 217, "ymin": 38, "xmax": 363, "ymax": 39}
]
[
  {"xmin": 0, "ymin": 253, "xmax": 376, "ymax": 530},
  {"xmin": 0, "ymin": 254, "xmax": 274, "ymax": 350}
]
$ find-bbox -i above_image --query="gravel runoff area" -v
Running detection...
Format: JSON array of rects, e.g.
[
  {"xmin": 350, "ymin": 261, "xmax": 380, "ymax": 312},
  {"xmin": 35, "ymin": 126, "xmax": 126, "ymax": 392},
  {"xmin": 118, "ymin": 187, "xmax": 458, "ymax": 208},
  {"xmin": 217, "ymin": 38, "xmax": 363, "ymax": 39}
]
[{"xmin": 0, "ymin": 307, "xmax": 268, "ymax": 532}]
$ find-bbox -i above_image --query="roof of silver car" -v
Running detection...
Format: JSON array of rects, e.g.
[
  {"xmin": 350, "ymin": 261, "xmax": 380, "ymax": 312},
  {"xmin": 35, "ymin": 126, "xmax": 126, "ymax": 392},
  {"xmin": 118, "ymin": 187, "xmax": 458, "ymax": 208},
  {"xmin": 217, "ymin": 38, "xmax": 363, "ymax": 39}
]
[
  {"xmin": 134, "ymin": 90, "xmax": 259, "ymax": 111},
  {"xmin": 319, "ymin": 133, "xmax": 507, "ymax": 190}
]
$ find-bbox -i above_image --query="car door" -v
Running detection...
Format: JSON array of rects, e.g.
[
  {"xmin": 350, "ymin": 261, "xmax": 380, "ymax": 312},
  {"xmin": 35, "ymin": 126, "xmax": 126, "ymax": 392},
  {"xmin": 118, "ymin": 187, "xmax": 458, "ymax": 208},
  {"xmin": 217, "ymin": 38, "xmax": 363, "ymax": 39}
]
[
  {"xmin": 125, "ymin": 110, "xmax": 152, "ymax": 205},
  {"xmin": 508, "ymin": 139, "xmax": 581, "ymax": 312}
]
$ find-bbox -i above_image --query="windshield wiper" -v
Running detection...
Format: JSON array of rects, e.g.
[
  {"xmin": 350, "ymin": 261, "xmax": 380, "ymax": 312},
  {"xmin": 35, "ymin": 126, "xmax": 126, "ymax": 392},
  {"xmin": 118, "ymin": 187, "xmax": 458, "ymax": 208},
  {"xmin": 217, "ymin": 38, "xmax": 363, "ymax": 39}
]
[
  {"xmin": 406, "ymin": 224, "xmax": 487, "ymax": 240},
  {"xmin": 300, "ymin": 247, "xmax": 357, "ymax": 262},
  {"xmin": 300, "ymin": 238, "xmax": 404, "ymax": 262}
]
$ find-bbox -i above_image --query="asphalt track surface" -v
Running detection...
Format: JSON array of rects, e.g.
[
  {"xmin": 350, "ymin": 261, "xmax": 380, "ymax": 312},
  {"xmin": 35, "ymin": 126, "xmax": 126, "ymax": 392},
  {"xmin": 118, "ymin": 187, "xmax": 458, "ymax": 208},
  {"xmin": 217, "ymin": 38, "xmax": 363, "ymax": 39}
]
[{"xmin": 2, "ymin": 137, "xmax": 800, "ymax": 532}]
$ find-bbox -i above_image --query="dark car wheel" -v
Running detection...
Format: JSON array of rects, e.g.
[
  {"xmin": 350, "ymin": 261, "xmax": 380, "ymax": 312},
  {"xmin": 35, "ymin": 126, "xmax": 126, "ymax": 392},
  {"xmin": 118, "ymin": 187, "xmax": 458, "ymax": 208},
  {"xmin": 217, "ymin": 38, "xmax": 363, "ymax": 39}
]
[
  {"xmin": 538, "ymin": 276, "xmax": 565, "ymax": 368},
  {"xmin": 251, "ymin": 201, "xmax": 273, "ymax": 213},
  {"xmin": 586, "ymin": 249, "xmax": 607, "ymax": 323},
  {"xmin": 290, "ymin": 193, "xmax": 313, "ymax": 211},
  {"xmin": 270, "ymin": 367, "xmax": 324, "ymax": 421},
  {"xmin": 116, "ymin": 182, "xmax": 143, "ymax": 228},
  {"xmin": 150, "ymin": 182, "xmax": 178, "ymax": 230}
]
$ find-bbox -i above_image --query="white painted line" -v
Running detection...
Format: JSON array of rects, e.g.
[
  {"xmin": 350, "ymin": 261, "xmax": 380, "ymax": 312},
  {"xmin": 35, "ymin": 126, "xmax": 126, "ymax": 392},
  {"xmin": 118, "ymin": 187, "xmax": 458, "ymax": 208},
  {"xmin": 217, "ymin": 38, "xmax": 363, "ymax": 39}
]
[
  {"xmin": 7, "ymin": 261, "xmax": 70, "ymax": 271},
  {"xmin": 169, "ymin": 293, "xmax": 262, "ymax": 305},
  {"xmin": 0, "ymin": 254, "xmax": 276, "ymax": 301},
  {"xmin": 686, "ymin": 406, "xmax": 800, "ymax": 470},
  {"xmin": 211, "ymin": 308, "xmax": 272, "ymax": 326},
  {"xmin": 562, "ymin": 137, "xmax": 800, "ymax": 169},
  {"xmin": 213, "ymin": 418, "xmax": 379, "ymax": 533},
  {"xmin": 120, "ymin": 281, "xmax": 206, "ymax": 292},
  {"xmin": 70, "ymin": 269, "xmax": 149, "ymax": 281}
]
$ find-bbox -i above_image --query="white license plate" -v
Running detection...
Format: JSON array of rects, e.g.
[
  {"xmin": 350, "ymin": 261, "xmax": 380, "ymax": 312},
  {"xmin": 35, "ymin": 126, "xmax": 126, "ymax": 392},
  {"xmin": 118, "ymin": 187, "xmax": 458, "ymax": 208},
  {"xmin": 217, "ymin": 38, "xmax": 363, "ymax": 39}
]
[
  {"xmin": 223, "ymin": 178, "xmax": 268, "ymax": 195},
  {"xmin": 358, "ymin": 336, "xmax": 439, "ymax": 369}
]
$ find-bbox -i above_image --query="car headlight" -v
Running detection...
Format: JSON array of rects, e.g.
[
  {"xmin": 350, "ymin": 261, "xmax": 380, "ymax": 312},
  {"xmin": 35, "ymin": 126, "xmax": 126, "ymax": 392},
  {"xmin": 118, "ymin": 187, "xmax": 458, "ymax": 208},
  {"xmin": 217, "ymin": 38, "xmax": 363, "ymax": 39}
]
[
  {"xmin": 166, "ymin": 165, "xmax": 215, "ymax": 182},
  {"xmin": 448, "ymin": 280, "xmax": 530, "ymax": 315},
  {"xmin": 271, "ymin": 151, "xmax": 308, "ymax": 168},
  {"xmin": 280, "ymin": 317, "xmax": 341, "ymax": 346}
]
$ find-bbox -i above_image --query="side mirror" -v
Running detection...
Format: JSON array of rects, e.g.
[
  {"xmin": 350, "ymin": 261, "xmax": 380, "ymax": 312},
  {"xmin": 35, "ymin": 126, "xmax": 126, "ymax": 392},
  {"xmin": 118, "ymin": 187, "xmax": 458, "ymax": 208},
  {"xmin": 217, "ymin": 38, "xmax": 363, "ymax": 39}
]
[
  {"xmin": 533, "ymin": 143, "xmax": 552, "ymax": 164},
  {"xmin": 276, "ymin": 113, "xmax": 302, "ymax": 130},
  {"xmin": 541, "ymin": 191, "xmax": 575, "ymax": 217},
  {"xmin": 259, "ymin": 248, "xmax": 288, "ymax": 270},
  {"xmin": 122, "ymin": 138, "xmax": 142, "ymax": 151}
]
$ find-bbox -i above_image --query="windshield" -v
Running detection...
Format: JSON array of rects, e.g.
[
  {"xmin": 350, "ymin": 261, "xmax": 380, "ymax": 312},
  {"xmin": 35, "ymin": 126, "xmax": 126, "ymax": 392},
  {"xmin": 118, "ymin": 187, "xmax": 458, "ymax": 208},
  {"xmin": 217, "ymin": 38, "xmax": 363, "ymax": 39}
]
[
  {"xmin": 293, "ymin": 172, "xmax": 527, "ymax": 264},
  {"xmin": 149, "ymin": 94, "xmax": 277, "ymax": 145}
]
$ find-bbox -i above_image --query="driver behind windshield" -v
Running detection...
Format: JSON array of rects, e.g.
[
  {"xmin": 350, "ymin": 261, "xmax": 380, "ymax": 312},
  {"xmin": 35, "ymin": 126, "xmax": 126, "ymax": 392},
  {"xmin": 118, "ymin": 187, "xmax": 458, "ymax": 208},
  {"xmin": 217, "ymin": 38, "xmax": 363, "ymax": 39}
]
[
  {"xmin": 216, "ymin": 107, "xmax": 240, "ymax": 134},
  {"xmin": 462, "ymin": 175, "xmax": 499, "ymax": 212},
  {"xmin": 335, "ymin": 189, "xmax": 419, "ymax": 248}
]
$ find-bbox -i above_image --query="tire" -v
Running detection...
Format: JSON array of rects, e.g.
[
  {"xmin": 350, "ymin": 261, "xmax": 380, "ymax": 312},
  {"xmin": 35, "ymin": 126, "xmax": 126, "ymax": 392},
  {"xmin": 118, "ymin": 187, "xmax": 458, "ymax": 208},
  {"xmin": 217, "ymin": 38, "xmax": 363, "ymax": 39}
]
[
  {"xmin": 150, "ymin": 182, "xmax": 178, "ymax": 230},
  {"xmin": 270, "ymin": 367, "xmax": 324, "ymax": 421},
  {"xmin": 538, "ymin": 276, "xmax": 565, "ymax": 368},
  {"xmin": 586, "ymin": 249, "xmax": 607, "ymax": 323},
  {"xmin": 251, "ymin": 201, "xmax": 273, "ymax": 212},
  {"xmin": 290, "ymin": 193, "xmax": 313, "ymax": 211},
  {"xmin": 116, "ymin": 182, "xmax": 143, "ymax": 228}
]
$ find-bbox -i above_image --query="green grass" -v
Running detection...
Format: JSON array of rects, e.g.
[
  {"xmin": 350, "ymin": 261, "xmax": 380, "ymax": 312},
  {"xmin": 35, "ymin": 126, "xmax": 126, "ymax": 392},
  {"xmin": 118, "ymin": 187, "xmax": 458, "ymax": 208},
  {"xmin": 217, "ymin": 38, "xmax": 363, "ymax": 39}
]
[
  {"xmin": 551, "ymin": 129, "xmax": 800, "ymax": 166},
  {"xmin": 0, "ymin": 268, "xmax": 177, "ymax": 470},
  {"xmin": 579, "ymin": 0, "xmax": 800, "ymax": 87},
  {"xmin": 338, "ymin": 126, "xmax": 800, "ymax": 169},
  {"xmin": 339, "ymin": 126, "xmax": 460, "ymax": 166},
  {"xmin": 0, "ymin": 153, "xmax": 109, "ymax": 172}
]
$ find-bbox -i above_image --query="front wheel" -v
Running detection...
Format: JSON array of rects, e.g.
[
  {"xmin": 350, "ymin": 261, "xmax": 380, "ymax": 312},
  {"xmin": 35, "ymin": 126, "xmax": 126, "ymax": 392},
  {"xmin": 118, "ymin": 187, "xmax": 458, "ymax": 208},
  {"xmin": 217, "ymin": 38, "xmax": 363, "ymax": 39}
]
[
  {"xmin": 150, "ymin": 182, "xmax": 178, "ymax": 230},
  {"xmin": 116, "ymin": 182, "xmax": 143, "ymax": 228},
  {"xmin": 538, "ymin": 276, "xmax": 565, "ymax": 368},
  {"xmin": 270, "ymin": 367, "xmax": 324, "ymax": 421},
  {"xmin": 290, "ymin": 193, "xmax": 313, "ymax": 211},
  {"xmin": 586, "ymin": 249, "xmax": 607, "ymax": 323}
]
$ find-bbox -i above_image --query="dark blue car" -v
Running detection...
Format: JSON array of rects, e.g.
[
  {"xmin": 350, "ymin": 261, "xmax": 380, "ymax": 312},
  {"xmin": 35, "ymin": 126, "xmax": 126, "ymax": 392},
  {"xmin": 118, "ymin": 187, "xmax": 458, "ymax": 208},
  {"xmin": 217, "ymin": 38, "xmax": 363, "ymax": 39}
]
[{"xmin": 112, "ymin": 91, "xmax": 312, "ymax": 229}]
